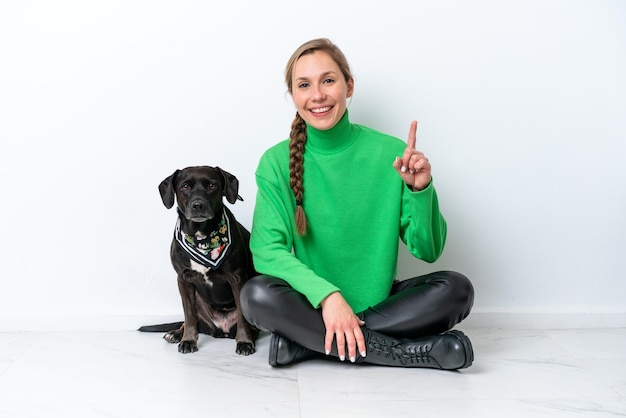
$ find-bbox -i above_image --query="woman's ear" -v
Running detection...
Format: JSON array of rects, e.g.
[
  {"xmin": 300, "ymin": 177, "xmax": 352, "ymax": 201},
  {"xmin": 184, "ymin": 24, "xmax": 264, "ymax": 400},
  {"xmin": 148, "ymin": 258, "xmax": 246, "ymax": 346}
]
[{"xmin": 346, "ymin": 77, "xmax": 355, "ymax": 98}]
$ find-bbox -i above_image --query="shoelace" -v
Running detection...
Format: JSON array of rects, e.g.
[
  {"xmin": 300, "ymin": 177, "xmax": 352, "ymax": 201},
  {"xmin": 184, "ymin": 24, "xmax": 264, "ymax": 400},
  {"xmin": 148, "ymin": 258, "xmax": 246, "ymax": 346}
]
[{"xmin": 368, "ymin": 335, "xmax": 433, "ymax": 366}]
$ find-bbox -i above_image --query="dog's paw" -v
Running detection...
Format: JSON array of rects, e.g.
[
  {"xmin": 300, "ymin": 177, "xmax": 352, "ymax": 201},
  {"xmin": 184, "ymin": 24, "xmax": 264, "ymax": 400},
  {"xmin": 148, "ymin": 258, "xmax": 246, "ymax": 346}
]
[
  {"xmin": 236, "ymin": 342, "xmax": 256, "ymax": 356},
  {"xmin": 178, "ymin": 340, "xmax": 198, "ymax": 354},
  {"xmin": 163, "ymin": 331, "xmax": 182, "ymax": 344}
]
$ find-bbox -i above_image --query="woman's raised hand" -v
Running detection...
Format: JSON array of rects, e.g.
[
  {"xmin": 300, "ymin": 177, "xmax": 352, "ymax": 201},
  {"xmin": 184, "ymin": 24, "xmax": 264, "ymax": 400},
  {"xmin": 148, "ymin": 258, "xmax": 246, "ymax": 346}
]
[{"xmin": 392, "ymin": 120, "xmax": 432, "ymax": 191}]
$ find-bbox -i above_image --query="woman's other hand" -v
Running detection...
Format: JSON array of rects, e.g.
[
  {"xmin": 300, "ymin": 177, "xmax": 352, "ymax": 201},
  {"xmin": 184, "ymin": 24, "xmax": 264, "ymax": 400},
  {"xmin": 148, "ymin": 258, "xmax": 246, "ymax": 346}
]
[{"xmin": 320, "ymin": 292, "xmax": 366, "ymax": 362}]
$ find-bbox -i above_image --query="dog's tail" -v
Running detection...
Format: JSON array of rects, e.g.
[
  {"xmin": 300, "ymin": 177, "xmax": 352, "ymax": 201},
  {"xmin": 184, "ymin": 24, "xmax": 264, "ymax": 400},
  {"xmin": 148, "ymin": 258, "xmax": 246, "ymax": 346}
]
[{"xmin": 137, "ymin": 321, "xmax": 183, "ymax": 332}]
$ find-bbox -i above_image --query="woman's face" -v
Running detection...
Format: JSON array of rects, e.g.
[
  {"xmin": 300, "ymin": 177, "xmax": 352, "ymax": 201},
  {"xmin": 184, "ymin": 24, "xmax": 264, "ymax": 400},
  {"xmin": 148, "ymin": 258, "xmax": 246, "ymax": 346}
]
[{"xmin": 290, "ymin": 51, "xmax": 354, "ymax": 131}]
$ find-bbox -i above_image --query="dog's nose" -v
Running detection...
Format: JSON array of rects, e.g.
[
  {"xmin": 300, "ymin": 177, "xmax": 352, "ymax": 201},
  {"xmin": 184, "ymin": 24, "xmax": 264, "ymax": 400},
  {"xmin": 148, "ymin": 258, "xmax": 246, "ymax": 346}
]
[{"xmin": 191, "ymin": 201, "xmax": 204, "ymax": 211}]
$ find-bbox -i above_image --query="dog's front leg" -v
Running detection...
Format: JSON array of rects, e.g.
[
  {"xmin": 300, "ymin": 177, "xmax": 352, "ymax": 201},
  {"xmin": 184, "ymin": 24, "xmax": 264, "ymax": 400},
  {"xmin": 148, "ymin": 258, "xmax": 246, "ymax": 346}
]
[
  {"xmin": 177, "ymin": 272, "xmax": 200, "ymax": 353},
  {"xmin": 230, "ymin": 272, "xmax": 258, "ymax": 356}
]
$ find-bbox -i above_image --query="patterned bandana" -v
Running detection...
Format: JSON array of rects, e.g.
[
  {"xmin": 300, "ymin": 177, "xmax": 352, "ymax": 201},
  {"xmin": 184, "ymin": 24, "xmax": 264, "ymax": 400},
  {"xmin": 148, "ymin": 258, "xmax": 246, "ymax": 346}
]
[{"xmin": 174, "ymin": 211, "xmax": 232, "ymax": 270}]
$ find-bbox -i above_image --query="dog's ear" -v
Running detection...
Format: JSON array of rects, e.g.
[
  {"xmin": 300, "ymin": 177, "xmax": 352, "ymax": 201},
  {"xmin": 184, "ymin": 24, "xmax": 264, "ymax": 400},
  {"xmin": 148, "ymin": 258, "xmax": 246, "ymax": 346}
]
[
  {"xmin": 217, "ymin": 167, "xmax": 243, "ymax": 204},
  {"xmin": 158, "ymin": 170, "xmax": 179, "ymax": 209}
]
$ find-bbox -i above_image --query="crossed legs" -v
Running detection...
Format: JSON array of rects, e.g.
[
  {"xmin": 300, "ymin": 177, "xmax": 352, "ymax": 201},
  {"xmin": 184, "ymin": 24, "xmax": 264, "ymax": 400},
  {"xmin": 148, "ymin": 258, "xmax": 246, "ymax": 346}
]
[{"xmin": 240, "ymin": 271, "xmax": 474, "ymax": 368}]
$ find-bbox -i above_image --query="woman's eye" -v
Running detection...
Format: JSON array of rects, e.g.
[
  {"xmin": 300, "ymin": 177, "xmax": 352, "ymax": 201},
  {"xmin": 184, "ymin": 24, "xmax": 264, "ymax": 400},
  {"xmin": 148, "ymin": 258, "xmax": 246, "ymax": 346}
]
[{"xmin": 298, "ymin": 82, "xmax": 310, "ymax": 89}]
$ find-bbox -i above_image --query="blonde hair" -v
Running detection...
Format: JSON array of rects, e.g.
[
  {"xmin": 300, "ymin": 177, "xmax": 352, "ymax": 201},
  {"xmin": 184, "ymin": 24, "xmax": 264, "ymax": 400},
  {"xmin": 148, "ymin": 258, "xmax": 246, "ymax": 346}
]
[{"xmin": 284, "ymin": 38, "xmax": 354, "ymax": 235}]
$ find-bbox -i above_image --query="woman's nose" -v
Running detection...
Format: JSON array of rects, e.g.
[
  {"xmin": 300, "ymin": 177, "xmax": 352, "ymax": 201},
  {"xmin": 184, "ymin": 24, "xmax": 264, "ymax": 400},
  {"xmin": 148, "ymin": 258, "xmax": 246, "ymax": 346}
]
[{"xmin": 311, "ymin": 84, "xmax": 325, "ymax": 100}]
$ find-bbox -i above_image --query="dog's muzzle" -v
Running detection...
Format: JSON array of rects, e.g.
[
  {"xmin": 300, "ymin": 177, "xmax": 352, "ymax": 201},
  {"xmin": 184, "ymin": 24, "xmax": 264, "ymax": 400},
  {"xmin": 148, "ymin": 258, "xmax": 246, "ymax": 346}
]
[{"xmin": 186, "ymin": 199, "xmax": 213, "ymax": 222}]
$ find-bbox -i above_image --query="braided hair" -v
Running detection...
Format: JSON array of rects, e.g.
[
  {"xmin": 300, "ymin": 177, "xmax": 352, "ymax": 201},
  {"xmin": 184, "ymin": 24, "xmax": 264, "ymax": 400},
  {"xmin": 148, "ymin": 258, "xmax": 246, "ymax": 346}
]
[
  {"xmin": 284, "ymin": 38, "xmax": 354, "ymax": 236},
  {"xmin": 289, "ymin": 112, "xmax": 308, "ymax": 235}
]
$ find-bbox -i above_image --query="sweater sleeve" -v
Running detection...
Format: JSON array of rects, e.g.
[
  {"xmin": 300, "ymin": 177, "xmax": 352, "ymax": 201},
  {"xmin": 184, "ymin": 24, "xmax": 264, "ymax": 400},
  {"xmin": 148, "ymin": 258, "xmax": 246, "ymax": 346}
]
[
  {"xmin": 399, "ymin": 179, "xmax": 447, "ymax": 262},
  {"xmin": 250, "ymin": 170, "xmax": 340, "ymax": 309}
]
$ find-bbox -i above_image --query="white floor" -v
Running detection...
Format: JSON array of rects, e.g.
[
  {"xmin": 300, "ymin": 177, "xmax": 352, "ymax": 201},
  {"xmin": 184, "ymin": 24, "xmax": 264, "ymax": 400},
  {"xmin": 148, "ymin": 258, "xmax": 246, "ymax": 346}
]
[{"xmin": 1, "ymin": 327, "xmax": 625, "ymax": 418}]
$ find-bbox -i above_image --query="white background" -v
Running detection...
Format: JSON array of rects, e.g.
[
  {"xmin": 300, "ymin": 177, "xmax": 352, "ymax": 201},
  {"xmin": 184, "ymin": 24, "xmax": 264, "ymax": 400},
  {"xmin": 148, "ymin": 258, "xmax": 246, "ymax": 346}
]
[{"xmin": 1, "ymin": 0, "xmax": 624, "ymax": 329}]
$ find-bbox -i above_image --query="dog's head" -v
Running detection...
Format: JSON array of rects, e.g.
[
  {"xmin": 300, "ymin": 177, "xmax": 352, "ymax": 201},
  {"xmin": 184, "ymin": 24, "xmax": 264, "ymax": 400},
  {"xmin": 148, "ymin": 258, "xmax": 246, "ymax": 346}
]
[{"xmin": 158, "ymin": 166, "xmax": 243, "ymax": 222}]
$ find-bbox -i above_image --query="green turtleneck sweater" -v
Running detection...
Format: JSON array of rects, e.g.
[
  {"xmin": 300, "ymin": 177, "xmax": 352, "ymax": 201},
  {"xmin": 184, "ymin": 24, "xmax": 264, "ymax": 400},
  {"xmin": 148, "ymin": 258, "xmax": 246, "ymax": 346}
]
[{"xmin": 250, "ymin": 112, "xmax": 447, "ymax": 313}]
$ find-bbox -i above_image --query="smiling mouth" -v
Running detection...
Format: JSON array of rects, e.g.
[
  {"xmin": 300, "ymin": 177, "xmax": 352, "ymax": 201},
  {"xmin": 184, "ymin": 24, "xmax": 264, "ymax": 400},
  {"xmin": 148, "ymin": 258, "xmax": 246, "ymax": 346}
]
[{"xmin": 310, "ymin": 106, "xmax": 332, "ymax": 114}]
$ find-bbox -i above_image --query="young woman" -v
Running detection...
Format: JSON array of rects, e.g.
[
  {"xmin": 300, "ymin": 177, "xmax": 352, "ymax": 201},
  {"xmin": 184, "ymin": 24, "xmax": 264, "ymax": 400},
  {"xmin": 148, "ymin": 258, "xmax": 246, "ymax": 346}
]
[{"xmin": 240, "ymin": 38, "xmax": 474, "ymax": 369}]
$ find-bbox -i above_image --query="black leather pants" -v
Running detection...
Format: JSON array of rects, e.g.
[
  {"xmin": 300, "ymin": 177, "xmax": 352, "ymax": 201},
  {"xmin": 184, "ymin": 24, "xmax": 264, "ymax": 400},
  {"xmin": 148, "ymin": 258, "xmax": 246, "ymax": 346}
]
[{"xmin": 240, "ymin": 271, "xmax": 474, "ymax": 356}]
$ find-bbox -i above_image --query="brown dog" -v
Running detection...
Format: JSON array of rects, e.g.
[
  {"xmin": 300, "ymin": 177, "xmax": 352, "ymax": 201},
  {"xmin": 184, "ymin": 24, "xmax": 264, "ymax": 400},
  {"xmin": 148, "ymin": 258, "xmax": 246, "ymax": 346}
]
[{"xmin": 139, "ymin": 166, "xmax": 259, "ymax": 355}]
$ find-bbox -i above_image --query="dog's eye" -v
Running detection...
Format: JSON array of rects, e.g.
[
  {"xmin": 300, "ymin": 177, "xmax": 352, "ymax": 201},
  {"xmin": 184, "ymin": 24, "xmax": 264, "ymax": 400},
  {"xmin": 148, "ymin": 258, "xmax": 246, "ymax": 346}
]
[
  {"xmin": 181, "ymin": 183, "xmax": 190, "ymax": 191},
  {"xmin": 208, "ymin": 182, "xmax": 217, "ymax": 190}
]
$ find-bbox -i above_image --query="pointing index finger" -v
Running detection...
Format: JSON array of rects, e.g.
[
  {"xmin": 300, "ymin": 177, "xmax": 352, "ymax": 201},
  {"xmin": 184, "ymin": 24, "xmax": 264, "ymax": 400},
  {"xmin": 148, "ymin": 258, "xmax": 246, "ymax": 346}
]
[{"xmin": 407, "ymin": 120, "xmax": 418, "ymax": 150}]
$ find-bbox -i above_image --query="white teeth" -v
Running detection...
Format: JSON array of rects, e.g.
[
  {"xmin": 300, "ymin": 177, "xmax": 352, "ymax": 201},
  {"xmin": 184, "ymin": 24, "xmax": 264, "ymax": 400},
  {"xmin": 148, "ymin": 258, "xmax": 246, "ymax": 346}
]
[{"xmin": 311, "ymin": 107, "xmax": 330, "ymax": 113}]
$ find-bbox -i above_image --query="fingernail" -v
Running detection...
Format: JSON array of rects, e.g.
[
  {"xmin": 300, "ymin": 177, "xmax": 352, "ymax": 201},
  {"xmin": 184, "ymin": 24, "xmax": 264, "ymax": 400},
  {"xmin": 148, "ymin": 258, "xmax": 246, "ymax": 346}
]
[
  {"xmin": 361, "ymin": 351, "xmax": 367, "ymax": 357},
  {"xmin": 401, "ymin": 165, "xmax": 407, "ymax": 173},
  {"xmin": 350, "ymin": 356, "xmax": 356, "ymax": 363},
  {"xmin": 325, "ymin": 349, "xmax": 330, "ymax": 355},
  {"xmin": 409, "ymin": 169, "xmax": 414, "ymax": 174},
  {"xmin": 339, "ymin": 355, "xmax": 345, "ymax": 361}
]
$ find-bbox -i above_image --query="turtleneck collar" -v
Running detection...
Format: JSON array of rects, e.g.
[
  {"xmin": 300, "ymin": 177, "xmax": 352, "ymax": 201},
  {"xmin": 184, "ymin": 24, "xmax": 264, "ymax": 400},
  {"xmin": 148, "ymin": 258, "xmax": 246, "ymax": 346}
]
[{"xmin": 305, "ymin": 110, "xmax": 357, "ymax": 154}]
